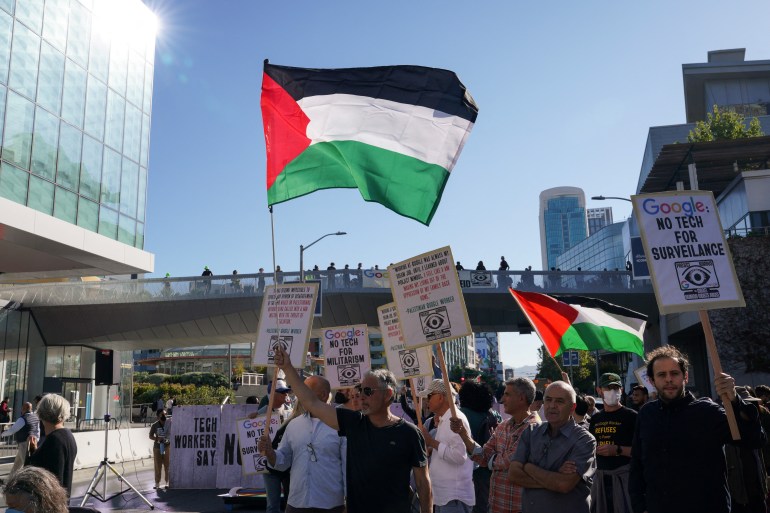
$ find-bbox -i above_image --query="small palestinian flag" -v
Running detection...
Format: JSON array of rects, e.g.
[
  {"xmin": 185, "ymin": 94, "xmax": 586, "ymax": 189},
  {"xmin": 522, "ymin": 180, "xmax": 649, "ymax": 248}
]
[
  {"xmin": 261, "ymin": 62, "xmax": 478, "ymax": 225},
  {"xmin": 510, "ymin": 289, "xmax": 646, "ymax": 357}
]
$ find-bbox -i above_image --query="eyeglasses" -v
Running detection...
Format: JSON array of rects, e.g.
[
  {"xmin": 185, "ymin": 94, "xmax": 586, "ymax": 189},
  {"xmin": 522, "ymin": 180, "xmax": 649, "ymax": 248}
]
[
  {"xmin": 306, "ymin": 442, "xmax": 317, "ymax": 462},
  {"xmin": 362, "ymin": 387, "xmax": 387, "ymax": 397}
]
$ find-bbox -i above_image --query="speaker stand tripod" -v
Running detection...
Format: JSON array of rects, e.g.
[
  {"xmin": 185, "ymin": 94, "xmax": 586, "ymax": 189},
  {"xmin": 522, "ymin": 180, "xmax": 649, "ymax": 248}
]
[{"xmin": 80, "ymin": 385, "xmax": 154, "ymax": 509}]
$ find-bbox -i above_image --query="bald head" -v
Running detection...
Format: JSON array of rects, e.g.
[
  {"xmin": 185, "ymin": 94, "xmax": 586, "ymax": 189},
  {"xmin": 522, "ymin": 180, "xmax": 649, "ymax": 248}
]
[
  {"xmin": 306, "ymin": 376, "xmax": 331, "ymax": 404},
  {"xmin": 22, "ymin": 402, "xmax": 32, "ymax": 413}
]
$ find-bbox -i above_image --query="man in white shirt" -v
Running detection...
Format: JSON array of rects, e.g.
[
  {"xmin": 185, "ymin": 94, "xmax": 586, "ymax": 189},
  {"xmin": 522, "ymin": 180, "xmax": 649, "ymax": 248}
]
[
  {"xmin": 1, "ymin": 402, "xmax": 40, "ymax": 477},
  {"xmin": 420, "ymin": 379, "xmax": 475, "ymax": 513},
  {"xmin": 258, "ymin": 376, "xmax": 345, "ymax": 513}
]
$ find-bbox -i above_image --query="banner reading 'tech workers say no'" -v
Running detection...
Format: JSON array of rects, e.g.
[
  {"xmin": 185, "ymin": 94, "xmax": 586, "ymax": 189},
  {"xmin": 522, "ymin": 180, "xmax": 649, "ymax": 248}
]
[{"xmin": 388, "ymin": 246, "xmax": 472, "ymax": 349}]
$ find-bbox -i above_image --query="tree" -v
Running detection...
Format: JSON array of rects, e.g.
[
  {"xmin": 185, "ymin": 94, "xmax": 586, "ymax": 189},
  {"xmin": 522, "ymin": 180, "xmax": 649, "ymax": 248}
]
[
  {"xmin": 687, "ymin": 105, "xmax": 764, "ymax": 143},
  {"xmin": 536, "ymin": 347, "xmax": 597, "ymax": 394}
]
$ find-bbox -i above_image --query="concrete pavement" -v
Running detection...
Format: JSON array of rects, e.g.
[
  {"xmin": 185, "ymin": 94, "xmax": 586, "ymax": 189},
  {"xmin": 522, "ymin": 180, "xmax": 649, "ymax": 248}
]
[{"xmin": 0, "ymin": 459, "xmax": 266, "ymax": 513}]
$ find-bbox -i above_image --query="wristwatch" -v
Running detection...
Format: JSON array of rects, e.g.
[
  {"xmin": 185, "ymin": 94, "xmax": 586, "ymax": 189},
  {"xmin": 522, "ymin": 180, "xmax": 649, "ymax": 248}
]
[{"xmin": 615, "ymin": 444, "xmax": 622, "ymax": 456}]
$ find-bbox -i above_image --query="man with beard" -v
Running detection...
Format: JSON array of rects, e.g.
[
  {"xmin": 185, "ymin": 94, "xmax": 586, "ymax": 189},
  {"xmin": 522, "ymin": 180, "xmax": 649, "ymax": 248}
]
[{"xmin": 629, "ymin": 346, "xmax": 765, "ymax": 513}]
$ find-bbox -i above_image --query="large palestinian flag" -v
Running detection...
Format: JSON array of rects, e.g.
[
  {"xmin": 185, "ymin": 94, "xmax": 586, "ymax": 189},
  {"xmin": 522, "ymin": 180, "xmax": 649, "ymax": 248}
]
[
  {"xmin": 510, "ymin": 289, "xmax": 646, "ymax": 357},
  {"xmin": 261, "ymin": 62, "xmax": 478, "ymax": 225}
]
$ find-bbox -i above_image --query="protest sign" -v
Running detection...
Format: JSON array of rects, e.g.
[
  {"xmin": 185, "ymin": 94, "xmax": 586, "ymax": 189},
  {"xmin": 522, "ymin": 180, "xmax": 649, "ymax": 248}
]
[
  {"xmin": 236, "ymin": 414, "xmax": 280, "ymax": 475},
  {"xmin": 254, "ymin": 283, "xmax": 319, "ymax": 366},
  {"xmin": 169, "ymin": 405, "xmax": 220, "ymax": 489},
  {"xmin": 217, "ymin": 405, "xmax": 266, "ymax": 487},
  {"xmin": 321, "ymin": 325, "xmax": 371, "ymax": 389},
  {"xmin": 388, "ymin": 246, "xmax": 472, "ymax": 348},
  {"xmin": 632, "ymin": 191, "xmax": 744, "ymax": 315},
  {"xmin": 377, "ymin": 303, "xmax": 432, "ymax": 379},
  {"xmin": 457, "ymin": 270, "xmax": 494, "ymax": 288}
]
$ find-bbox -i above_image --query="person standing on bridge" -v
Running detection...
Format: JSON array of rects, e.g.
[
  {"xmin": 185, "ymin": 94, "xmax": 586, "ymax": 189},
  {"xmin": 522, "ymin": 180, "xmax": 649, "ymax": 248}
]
[
  {"xmin": 499, "ymin": 257, "xmax": 509, "ymax": 271},
  {"xmin": 201, "ymin": 265, "xmax": 213, "ymax": 294}
]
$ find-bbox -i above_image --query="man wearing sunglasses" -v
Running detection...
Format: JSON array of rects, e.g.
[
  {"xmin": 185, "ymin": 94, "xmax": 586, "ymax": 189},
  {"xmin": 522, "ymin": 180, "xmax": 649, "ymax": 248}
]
[
  {"xmin": 273, "ymin": 347, "xmax": 432, "ymax": 513},
  {"xmin": 258, "ymin": 375, "xmax": 345, "ymax": 513}
]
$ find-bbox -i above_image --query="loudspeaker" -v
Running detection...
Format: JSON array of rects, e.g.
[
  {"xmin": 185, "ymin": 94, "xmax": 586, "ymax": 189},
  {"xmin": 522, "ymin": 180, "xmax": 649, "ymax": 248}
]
[{"xmin": 95, "ymin": 349, "xmax": 121, "ymax": 385}]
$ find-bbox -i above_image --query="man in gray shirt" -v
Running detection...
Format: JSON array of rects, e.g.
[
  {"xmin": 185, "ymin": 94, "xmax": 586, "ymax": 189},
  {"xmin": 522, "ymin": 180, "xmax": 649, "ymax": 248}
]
[{"xmin": 509, "ymin": 381, "xmax": 596, "ymax": 513}]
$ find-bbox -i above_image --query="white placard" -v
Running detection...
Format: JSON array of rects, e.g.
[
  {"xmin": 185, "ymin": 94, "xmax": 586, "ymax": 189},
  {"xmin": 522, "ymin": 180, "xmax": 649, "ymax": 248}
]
[
  {"xmin": 362, "ymin": 268, "xmax": 390, "ymax": 288},
  {"xmin": 632, "ymin": 191, "xmax": 745, "ymax": 314},
  {"xmin": 457, "ymin": 270, "xmax": 494, "ymax": 288},
  {"xmin": 413, "ymin": 375, "xmax": 430, "ymax": 395},
  {"xmin": 377, "ymin": 303, "xmax": 433, "ymax": 379},
  {"xmin": 254, "ymin": 283, "xmax": 319, "ymax": 366},
  {"xmin": 633, "ymin": 367, "xmax": 656, "ymax": 395},
  {"xmin": 321, "ymin": 325, "xmax": 371, "ymax": 389},
  {"xmin": 217, "ymin": 405, "xmax": 267, "ymax": 488},
  {"xmin": 169, "ymin": 405, "xmax": 220, "ymax": 489},
  {"xmin": 236, "ymin": 415, "xmax": 280, "ymax": 475},
  {"xmin": 388, "ymin": 246, "xmax": 472, "ymax": 348}
]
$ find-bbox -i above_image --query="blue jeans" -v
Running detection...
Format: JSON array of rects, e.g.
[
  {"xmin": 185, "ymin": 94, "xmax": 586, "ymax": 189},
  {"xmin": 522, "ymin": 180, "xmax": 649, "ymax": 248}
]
[
  {"xmin": 435, "ymin": 500, "xmax": 472, "ymax": 513},
  {"xmin": 264, "ymin": 473, "xmax": 283, "ymax": 513}
]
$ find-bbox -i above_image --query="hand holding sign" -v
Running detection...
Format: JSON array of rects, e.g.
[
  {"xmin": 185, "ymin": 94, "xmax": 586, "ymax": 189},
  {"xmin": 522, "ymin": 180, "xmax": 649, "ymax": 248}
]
[
  {"xmin": 273, "ymin": 346, "xmax": 291, "ymax": 369},
  {"xmin": 714, "ymin": 373, "xmax": 737, "ymax": 402},
  {"xmin": 257, "ymin": 434, "xmax": 275, "ymax": 465}
]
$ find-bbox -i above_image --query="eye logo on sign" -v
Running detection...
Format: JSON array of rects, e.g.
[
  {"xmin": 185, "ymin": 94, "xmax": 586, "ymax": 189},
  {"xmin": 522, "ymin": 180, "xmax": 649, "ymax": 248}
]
[
  {"xmin": 676, "ymin": 260, "xmax": 721, "ymax": 300},
  {"xmin": 471, "ymin": 271, "xmax": 492, "ymax": 287},
  {"xmin": 268, "ymin": 335, "xmax": 293, "ymax": 362},
  {"xmin": 399, "ymin": 349, "xmax": 419, "ymax": 377},
  {"xmin": 419, "ymin": 306, "xmax": 451, "ymax": 341},
  {"xmin": 338, "ymin": 364, "xmax": 360, "ymax": 386},
  {"xmin": 254, "ymin": 454, "xmax": 267, "ymax": 472}
]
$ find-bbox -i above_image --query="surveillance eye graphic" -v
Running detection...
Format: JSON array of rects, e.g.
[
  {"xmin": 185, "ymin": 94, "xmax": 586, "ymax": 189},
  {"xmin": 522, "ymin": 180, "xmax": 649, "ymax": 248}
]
[
  {"xmin": 399, "ymin": 350, "xmax": 419, "ymax": 376},
  {"xmin": 419, "ymin": 306, "xmax": 451, "ymax": 341},
  {"xmin": 676, "ymin": 260, "xmax": 719, "ymax": 291},
  {"xmin": 268, "ymin": 335, "xmax": 293, "ymax": 361},
  {"xmin": 471, "ymin": 271, "xmax": 491, "ymax": 286},
  {"xmin": 682, "ymin": 266, "xmax": 711, "ymax": 287},
  {"xmin": 254, "ymin": 454, "xmax": 267, "ymax": 471},
  {"xmin": 338, "ymin": 364, "xmax": 360, "ymax": 386}
]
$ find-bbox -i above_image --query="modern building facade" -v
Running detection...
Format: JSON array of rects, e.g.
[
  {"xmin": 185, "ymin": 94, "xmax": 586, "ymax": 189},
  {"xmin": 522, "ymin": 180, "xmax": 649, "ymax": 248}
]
[
  {"xmin": 539, "ymin": 186, "xmax": 588, "ymax": 270},
  {"xmin": 554, "ymin": 221, "xmax": 627, "ymax": 272},
  {"xmin": 587, "ymin": 207, "xmax": 613, "ymax": 236},
  {"xmin": 0, "ymin": 0, "xmax": 156, "ymax": 282},
  {"xmin": 0, "ymin": 0, "xmax": 157, "ymax": 421}
]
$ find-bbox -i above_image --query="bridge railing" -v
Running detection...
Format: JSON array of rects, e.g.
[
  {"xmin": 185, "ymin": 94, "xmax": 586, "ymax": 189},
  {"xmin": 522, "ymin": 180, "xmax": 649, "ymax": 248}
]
[{"xmin": 0, "ymin": 270, "xmax": 650, "ymax": 307}]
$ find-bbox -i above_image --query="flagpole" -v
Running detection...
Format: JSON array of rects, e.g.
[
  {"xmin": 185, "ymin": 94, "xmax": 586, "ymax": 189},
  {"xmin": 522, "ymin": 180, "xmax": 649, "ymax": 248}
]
[
  {"xmin": 509, "ymin": 288, "xmax": 568, "ymax": 379},
  {"xmin": 262, "ymin": 205, "xmax": 279, "ymax": 454}
]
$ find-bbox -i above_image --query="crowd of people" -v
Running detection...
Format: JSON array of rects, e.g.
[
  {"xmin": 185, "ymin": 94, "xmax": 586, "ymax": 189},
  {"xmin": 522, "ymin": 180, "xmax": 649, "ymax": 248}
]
[{"xmin": 255, "ymin": 344, "xmax": 768, "ymax": 513}]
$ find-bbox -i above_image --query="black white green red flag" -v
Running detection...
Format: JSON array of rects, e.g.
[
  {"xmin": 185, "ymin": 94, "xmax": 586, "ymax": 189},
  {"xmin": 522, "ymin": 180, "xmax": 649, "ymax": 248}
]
[
  {"xmin": 261, "ymin": 62, "xmax": 478, "ymax": 225},
  {"xmin": 510, "ymin": 289, "xmax": 647, "ymax": 357}
]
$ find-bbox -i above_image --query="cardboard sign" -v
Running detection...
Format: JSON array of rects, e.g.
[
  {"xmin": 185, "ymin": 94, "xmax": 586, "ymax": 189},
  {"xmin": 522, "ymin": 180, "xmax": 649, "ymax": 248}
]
[
  {"xmin": 633, "ymin": 367, "xmax": 656, "ymax": 395},
  {"xmin": 377, "ymin": 303, "xmax": 432, "ymax": 379},
  {"xmin": 388, "ymin": 246, "xmax": 472, "ymax": 348},
  {"xmin": 236, "ymin": 414, "xmax": 280, "ymax": 475},
  {"xmin": 413, "ymin": 375, "xmax": 430, "ymax": 395},
  {"xmin": 362, "ymin": 268, "xmax": 390, "ymax": 288},
  {"xmin": 254, "ymin": 283, "xmax": 319, "ymax": 366},
  {"xmin": 321, "ymin": 325, "xmax": 371, "ymax": 389},
  {"xmin": 457, "ymin": 270, "xmax": 494, "ymax": 288},
  {"xmin": 632, "ymin": 191, "xmax": 745, "ymax": 314},
  {"xmin": 169, "ymin": 405, "xmax": 220, "ymax": 489}
]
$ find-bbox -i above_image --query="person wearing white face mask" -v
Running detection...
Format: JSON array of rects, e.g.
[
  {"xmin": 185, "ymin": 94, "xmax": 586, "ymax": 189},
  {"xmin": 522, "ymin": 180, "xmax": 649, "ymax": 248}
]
[{"xmin": 588, "ymin": 373, "xmax": 636, "ymax": 513}]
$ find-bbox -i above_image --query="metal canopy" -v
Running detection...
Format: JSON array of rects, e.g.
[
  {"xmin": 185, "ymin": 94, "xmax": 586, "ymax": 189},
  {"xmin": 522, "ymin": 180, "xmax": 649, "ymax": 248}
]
[{"xmin": 640, "ymin": 135, "xmax": 770, "ymax": 197}]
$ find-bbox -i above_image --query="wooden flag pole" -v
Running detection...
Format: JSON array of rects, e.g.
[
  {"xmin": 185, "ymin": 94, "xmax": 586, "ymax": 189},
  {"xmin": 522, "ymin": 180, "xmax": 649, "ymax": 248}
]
[
  {"xmin": 409, "ymin": 378, "xmax": 423, "ymax": 430},
  {"xmin": 699, "ymin": 310, "xmax": 740, "ymax": 440},
  {"xmin": 435, "ymin": 344, "xmax": 458, "ymax": 418},
  {"xmin": 262, "ymin": 205, "xmax": 279, "ymax": 454}
]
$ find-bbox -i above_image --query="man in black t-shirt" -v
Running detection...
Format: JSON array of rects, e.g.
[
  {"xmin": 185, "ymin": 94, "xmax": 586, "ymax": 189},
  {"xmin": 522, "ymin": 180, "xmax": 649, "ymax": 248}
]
[
  {"xmin": 273, "ymin": 347, "xmax": 432, "ymax": 513},
  {"xmin": 589, "ymin": 373, "xmax": 636, "ymax": 513}
]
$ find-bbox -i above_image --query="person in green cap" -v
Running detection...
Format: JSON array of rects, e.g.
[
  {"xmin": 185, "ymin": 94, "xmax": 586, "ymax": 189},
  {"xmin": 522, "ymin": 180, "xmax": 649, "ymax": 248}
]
[{"xmin": 588, "ymin": 372, "xmax": 636, "ymax": 513}]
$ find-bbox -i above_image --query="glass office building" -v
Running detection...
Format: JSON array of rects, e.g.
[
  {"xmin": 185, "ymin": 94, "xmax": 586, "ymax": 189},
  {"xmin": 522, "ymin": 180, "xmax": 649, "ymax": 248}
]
[
  {"xmin": 0, "ymin": 0, "xmax": 156, "ymax": 249},
  {"xmin": 539, "ymin": 187, "xmax": 588, "ymax": 270}
]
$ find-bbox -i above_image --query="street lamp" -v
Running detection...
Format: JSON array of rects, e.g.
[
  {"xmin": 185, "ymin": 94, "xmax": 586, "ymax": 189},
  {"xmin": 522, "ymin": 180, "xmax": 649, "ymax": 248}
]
[
  {"xmin": 591, "ymin": 195, "xmax": 632, "ymax": 203},
  {"xmin": 299, "ymin": 231, "xmax": 347, "ymax": 282}
]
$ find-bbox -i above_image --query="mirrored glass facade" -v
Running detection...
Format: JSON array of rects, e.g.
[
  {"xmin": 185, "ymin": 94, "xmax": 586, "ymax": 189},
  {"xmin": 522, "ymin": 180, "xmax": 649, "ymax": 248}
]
[
  {"xmin": 542, "ymin": 196, "xmax": 588, "ymax": 269},
  {"xmin": 0, "ymin": 0, "xmax": 155, "ymax": 249}
]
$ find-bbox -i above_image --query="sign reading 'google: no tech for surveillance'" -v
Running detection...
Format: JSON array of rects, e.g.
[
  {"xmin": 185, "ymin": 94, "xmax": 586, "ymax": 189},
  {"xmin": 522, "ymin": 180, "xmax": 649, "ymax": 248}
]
[{"xmin": 632, "ymin": 191, "xmax": 744, "ymax": 315}]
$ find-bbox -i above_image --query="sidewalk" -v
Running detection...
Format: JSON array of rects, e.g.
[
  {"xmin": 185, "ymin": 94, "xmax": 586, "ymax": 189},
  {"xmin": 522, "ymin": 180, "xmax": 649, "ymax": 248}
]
[{"xmin": 0, "ymin": 460, "xmax": 265, "ymax": 513}]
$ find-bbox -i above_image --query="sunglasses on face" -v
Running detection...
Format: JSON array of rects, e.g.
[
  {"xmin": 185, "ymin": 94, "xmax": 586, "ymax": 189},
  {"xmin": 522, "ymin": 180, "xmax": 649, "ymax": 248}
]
[{"xmin": 362, "ymin": 387, "xmax": 387, "ymax": 397}]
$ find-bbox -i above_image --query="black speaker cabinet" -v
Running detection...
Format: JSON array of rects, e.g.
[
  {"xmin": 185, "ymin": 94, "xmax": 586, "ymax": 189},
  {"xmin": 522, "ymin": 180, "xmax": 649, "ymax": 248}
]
[{"xmin": 95, "ymin": 349, "xmax": 121, "ymax": 386}]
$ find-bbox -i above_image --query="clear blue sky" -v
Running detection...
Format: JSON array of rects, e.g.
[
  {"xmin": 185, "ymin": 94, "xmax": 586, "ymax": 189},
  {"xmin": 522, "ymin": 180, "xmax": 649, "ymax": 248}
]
[{"xmin": 141, "ymin": 1, "xmax": 770, "ymax": 367}]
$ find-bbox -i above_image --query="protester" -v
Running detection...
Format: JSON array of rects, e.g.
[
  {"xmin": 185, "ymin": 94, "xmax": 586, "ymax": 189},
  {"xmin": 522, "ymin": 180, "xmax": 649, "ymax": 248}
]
[
  {"xmin": 453, "ymin": 377, "xmax": 540, "ymax": 513},
  {"xmin": 589, "ymin": 373, "xmax": 636, "ymax": 513},
  {"xmin": 258, "ymin": 376, "xmax": 346, "ymax": 513},
  {"xmin": 272, "ymin": 347, "xmax": 432, "ymax": 513},
  {"xmin": 628, "ymin": 385, "xmax": 648, "ymax": 412},
  {"xmin": 755, "ymin": 384, "xmax": 770, "ymax": 407},
  {"xmin": 456, "ymin": 262, "xmax": 464, "ymax": 271},
  {"xmin": 419, "ymin": 380, "xmax": 475, "ymax": 512},
  {"xmin": 572, "ymin": 394, "xmax": 590, "ymax": 429},
  {"xmin": 725, "ymin": 386, "xmax": 768, "ymax": 513},
  {"xmin": 629, "ymin": 346, "xmax": 766, "ymax": 513},
  {"xmin": 476, "ymin": 261, "xmax": 486, "ymax": 271},
  {"xmin": 254, "ymin": 379, "xmax": 293, "ymax": 513},
  {"xmin": 27, "ymin": 394, "xmax": 77, "ymax": 496},
  {"xmin": 1, "ymin": 402, "xmax": 40, "ymax": 478},
  {"xmin": 509, "ymin": 381, "xmax": 597, "ymax": 513},
  {"xmin": 531, "ymin": 390, "xmax": 544, "ymax": 414},
  {"xmin": 452, "ymin": 380, "xmax": 502, "ymax": 513},
  {"xmin": 149, "ymin": 409, "xmax": 171, "ymax": 489},
  {"xmin": 258, "ymin": 268, "xmax": 266, "ymax": 293},
  {"xmin": 585, "ymin": 395, "xmax": 600, "ymax": 417},
  {"xmin": 3, "ymin": 466, "xmax": 69, "ymax": 513},
  {"xmin": 499, "ymin": 256, "xmax": 510, "ymax": 271}
]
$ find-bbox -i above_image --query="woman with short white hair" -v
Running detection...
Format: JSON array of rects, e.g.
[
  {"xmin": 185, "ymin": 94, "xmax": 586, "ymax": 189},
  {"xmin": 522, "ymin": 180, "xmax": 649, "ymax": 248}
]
[
  {"xmin": 27, "ymin": 394, "xmax": 77, "ymax": 496},
  {"xmin": 3, "ymin": 466, "xmax": 69, "ymax": 513}
]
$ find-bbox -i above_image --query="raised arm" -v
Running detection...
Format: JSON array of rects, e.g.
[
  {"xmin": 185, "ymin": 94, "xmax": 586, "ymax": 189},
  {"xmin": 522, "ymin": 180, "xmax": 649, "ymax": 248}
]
[{"xmin": 274, "ymin": 347, "xmax": 339, "ymax": 430}]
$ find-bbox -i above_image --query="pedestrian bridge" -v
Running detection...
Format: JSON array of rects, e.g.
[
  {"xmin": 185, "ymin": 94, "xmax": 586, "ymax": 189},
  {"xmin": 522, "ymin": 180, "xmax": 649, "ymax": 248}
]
[{"xmin": 0, "ymin": 269, "xmax": 656, "ymax": 350}]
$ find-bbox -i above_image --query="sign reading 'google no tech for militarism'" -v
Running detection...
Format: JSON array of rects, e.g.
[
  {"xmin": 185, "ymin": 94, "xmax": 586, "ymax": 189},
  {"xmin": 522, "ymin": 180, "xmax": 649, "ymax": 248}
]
[{"xmin": 632, "ymin": 191, "xmax": 745, "ymax": 315}]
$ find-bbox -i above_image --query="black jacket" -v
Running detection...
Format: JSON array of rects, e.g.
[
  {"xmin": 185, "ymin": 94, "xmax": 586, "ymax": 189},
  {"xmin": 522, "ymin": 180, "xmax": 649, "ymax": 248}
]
[{"xmin": 629, "ymin": 392, "xmax": 766, "ymax": 513}]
